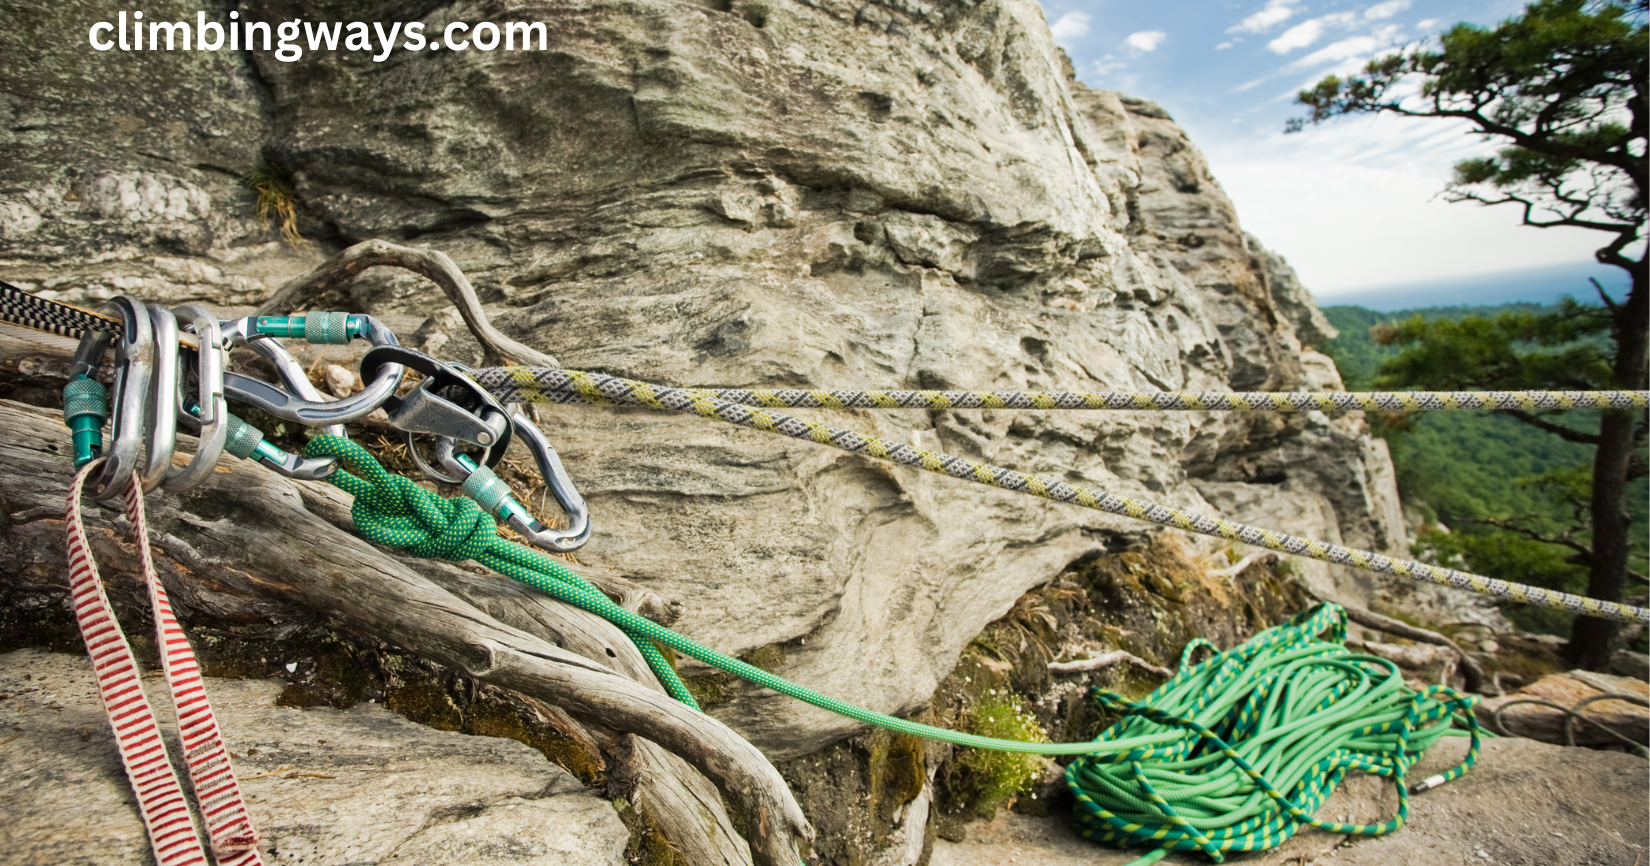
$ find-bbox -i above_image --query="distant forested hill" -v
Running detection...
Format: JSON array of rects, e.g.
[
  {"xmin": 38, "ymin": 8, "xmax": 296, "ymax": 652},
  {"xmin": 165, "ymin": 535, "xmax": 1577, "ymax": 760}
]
[{"xmin": 1319, "ymin": 302, "xmax": 1646, "ymax": 632}]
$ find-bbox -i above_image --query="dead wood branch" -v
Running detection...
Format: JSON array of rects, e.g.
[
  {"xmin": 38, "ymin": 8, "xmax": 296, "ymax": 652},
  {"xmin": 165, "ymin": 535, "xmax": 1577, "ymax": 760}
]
[
  {"xmin": 1049, "ymin": 650, "xmax": 1173, "ymax": 678},
  {"xmin": 256, "ymin": 239, "xmax": 556, "ymax": 368},
  {"xmin": 0, "ymin": 399, "xmax": 807, "ymax": 866},
  {"xmin": 1208, "ymin": 551, "xmax": 1271, "ymax": 579},
  {"xmin": 1340, "ymin": 604, "xmax": 1486, "ymax": 694}
]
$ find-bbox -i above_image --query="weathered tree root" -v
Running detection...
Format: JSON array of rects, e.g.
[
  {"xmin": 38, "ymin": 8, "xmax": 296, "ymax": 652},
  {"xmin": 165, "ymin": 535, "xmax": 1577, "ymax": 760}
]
[
  {"xmin": 256, "ymin": 239, "xmax": 556, "ymax": 368},
  {"xmin": 1340, "ymin": 603, "xmax": 1486, "ymax": 694},
  {"xmin": 1048, "ymin": 649, "xmax": 1173, "ymax": 678},
  {"xmin": 0, "ymin": 399, "xmax": 810, "ymax": 866}
]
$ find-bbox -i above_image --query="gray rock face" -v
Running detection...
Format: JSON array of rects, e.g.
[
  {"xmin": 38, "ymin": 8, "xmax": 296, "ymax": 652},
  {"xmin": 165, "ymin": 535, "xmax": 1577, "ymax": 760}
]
[
  {"xmin": 931, "ymin": 737, "xmax": 1650, "ymax": 866},
  {"xmin": 1, "ymin": 0, "xmax": 1397, "ymax": 759},
  {"xmin": 0, "ymin": 648, "xmax": 630, "ymax": 866}
]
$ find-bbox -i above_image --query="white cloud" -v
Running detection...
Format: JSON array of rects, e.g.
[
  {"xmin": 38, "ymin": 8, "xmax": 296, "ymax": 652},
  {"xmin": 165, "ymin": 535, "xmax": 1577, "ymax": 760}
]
[
  {"xmin": 1216, "ymin": 40, "xmax": 1236, "ymax": 50},
  {"xmin": 1364, "ymin": 0, "xmax": 1410, "ymax": 20},
  {"xmin": 1050, "ymin": 11, "xmax": 1091, "ymax": 45},
  {"xmin": 1267, "ymin": 11, "xmax": 1355, "ymax": 53},
  {"xmin": 1091, "ymin": 54, "xmax": 1126, "ymax": 76},
  {"xmin": 1416, "ymin": 18, "xmax": 1440, "ymax": 30},
  {"xmin": 1196, "ymin": 114, "xmax": 1605, "ymax": 293},
  {"xmin": 1229, "ymin": 0, "xmax": 1300, "ymax": 34},
  {"xmin": 1268, "ymin": 19, "xmax": 1326, "ymax": 52},
  {"xmin": 1288, "ymin": 35, "xmax": 1378, "ymax": 69},
  {"xmin": 1126, "ymin": 30, "xmax": 1167, "ymax": 51},
  {"xmin": 1285, "ymin": 26, "xmax": 1400, "ymax": 70}
]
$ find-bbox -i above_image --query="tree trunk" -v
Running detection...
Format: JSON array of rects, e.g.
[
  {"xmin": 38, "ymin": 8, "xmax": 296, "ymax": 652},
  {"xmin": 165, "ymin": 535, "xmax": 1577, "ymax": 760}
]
[{"xmin": 1569, "ymin": 260, "xmax": 1649, "ymax": 669}]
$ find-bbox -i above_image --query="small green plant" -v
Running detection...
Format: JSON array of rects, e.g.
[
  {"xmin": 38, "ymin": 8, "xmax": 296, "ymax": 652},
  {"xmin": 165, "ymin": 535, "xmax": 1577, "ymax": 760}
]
[
  {"xmin": 956, "ymin": 696, "xmax": 1049, "ymax": 814},
  {"xmin": 241, "ymin": 163, "xmax": 306, "ymax": 248}
]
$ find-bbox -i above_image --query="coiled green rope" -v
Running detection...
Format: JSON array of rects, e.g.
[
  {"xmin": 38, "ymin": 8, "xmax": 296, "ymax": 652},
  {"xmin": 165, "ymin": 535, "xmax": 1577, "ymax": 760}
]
[
  {"xmin": 1067, "ymin": 604, "xmax": 1480, "ymax": 864},
  {"xmin": 306, "ymin": 436, "xmax": 1480, "ymax": 865}
]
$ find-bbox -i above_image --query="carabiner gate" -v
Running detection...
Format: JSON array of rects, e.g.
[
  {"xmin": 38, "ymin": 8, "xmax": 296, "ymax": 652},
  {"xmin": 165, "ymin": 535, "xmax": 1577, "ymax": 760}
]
[{"xmin": 435, "ymin": 410, "xmax": 592, "ymax": 553}]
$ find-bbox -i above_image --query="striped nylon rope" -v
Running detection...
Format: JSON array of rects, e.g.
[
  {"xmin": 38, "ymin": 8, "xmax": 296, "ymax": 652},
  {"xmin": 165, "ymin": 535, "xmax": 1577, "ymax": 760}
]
[
  {"xmin": 0, "ymin": 279, "xmax": 120, "ymax": 339},
  {"xmin": 474, "ymin": 367, "xmax": 1650, "ymax": 625},
  {"xmin": 65, "ymin": 463, "xmax": 265, "ymax": 866},
  {"xmin": 473, "ymin": 367, "xmax": 1650, "ymax": 414},
  {"xmin": 1067, "ymin": 604, "xmax": 1481, "ymax": 863}
]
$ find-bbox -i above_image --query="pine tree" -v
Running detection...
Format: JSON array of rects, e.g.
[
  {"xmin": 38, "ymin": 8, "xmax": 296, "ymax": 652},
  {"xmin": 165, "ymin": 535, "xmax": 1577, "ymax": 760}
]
[{"xmin": 1290, "ymin": 0, "xmax": 1646, "ymax": 668}]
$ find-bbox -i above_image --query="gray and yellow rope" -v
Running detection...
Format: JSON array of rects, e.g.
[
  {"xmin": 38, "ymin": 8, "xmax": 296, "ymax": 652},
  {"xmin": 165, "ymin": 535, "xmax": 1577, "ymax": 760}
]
[
  {"xmin": 479, "ymin": 370, "xmax": 1650, "ymax": 413},
  {"xmin": 474, "ymin": 367, "xmax": 1650, "ymax": 626}
]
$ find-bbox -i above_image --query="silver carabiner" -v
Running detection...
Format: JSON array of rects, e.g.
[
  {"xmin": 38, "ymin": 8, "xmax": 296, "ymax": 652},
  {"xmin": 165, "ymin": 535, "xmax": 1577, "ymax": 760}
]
[
  {"xmin": 221, "ymin": 313, "xmax": 404, "ymax": 426},
  {"xmin": 217, "ymin": 409, "xmax": 339, "ymax": 481},
  {"xmin": 162, "ymin": 304, "xmax": 230, "ymax": 492},
  {"xmin": 87, "ymin": 297, "xmax": 154, "ymax": 500},
  {"xmin": 136, "ymin": 304, "xmax": 180, "ymax": 492},
  {"xmin": 242, "ymin": 333, "xmax": 347, "ymax": 439},
  {"xmin": 436, "ymin": 410, "xmax": 591, "ymax": 553}
]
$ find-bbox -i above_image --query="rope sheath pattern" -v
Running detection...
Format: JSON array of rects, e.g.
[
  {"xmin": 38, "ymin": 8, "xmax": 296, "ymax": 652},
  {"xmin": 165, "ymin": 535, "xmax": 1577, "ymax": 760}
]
[
  {"xmin": 0, "ymin": 279, "xmax": 121, "ymax": 339},
  {"xmin": 301, "ymin": 436, "xmax": 702, "ymax": 710},
  {"xmin": 307, "ymin": 435, "xmax": 1197, "ymax": 755},
  {"xmin": 473, "ymin": 367, "xmax": 1650, "ymax": 625},
  {"xmin": 474, "ymin": 367, "xmax": 1650, "ymax": 414},
  {"xmin": 1068, "ymin": 604, "xmax": 1480, "ymax": 864}
]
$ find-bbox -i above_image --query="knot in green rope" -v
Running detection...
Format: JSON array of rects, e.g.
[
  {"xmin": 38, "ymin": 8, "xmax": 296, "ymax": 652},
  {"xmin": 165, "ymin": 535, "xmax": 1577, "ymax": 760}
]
[
  {"xmin": 302, "ymin": 434, "xmax": 703, "ymax": 710},
  {"xmin": 304, "ymin": 435, "xmax": 497, "ymax": 562}
]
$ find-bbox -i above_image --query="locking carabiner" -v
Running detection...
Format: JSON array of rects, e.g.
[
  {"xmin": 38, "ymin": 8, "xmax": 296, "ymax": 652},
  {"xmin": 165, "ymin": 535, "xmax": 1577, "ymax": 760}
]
[
  {"xmin": 221, "ymin": 312, "xmax": 405, "ymax": 426},
  {"xmin": 436, "ymin": 410, "xmax": 592, "ymax": 553},
  {"xmin": 243, "ymin": 332, "xmax": 347, "ymax": 439},
  {"xmin": 216, "ymin": 408, "xmax": 339, "ymax": 481}
]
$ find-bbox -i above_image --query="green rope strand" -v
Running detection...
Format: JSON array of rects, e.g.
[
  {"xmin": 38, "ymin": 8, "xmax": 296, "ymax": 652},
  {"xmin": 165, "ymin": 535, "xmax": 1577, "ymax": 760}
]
[
  {"xmin": 1067, "ymin": 606, "xmax": 1481, "ymax": 863},
  {"xmin": 304, "ymin": 435, "xmax": 701, "ymax": 709},
  {"xmin": 306, "ymin": 434, "xmax": 1217, "ymax": 754}
]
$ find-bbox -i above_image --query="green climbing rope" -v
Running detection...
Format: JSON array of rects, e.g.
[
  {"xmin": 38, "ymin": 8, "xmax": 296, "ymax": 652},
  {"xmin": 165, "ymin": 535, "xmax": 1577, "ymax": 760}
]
[
  {"xmin": 305, "ymin": 435, "xmax": 702, "ymax": 710},
  {"xmin": 308, "ymin": 433, "xmax": 1121, "ymax": 753},
  {"xmin": 1066, "ymin": 604, "xmax": 1480, "ymax": 865},
  {"xmin": 305, "ymin": 435, "xmax": 1477, "ymax": 784}
]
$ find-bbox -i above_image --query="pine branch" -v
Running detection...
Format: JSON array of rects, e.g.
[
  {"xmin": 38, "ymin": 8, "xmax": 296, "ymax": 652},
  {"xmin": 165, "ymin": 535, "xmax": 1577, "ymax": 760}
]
[{"xmin": 1500, "ymin": 409, "xmax": 1604, "ymax": 444}]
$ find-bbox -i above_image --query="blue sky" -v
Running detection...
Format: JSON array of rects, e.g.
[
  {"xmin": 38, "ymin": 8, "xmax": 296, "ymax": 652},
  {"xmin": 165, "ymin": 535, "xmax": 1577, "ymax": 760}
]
[{"xmin": 1039, "ymin": 0, "xmax": 1617, "ymax": 301}]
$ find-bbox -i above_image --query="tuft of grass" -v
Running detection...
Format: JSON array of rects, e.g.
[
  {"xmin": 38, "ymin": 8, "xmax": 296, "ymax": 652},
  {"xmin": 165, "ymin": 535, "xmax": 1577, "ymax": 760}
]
[
  {"xmin": 956, "ymin": 696, "xmax": 1049, "ymax": 814},
  {"xmin": 241, "ymin": 163, "xmax": 307, "ymax": 249}
]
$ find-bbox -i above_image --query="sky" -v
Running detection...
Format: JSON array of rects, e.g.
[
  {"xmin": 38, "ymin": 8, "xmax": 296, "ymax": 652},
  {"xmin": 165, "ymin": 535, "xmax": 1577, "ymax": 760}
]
[{"xmin": 1037, "ymin": 0, "xmax": 1622, "ymax": 302}]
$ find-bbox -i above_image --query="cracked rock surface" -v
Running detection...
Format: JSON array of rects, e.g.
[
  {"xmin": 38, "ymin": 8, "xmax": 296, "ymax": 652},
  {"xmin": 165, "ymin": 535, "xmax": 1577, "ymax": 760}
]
[
  {"xmin": 931, "ymin": 737, "xmax": 1649, "ymax": 866},
  {"xmin": 2, "ymin": 0, "xmax": 1407, "ymax": 760},
  {"xmin": 0, "ymin": 648, "xmax": 629, "ymax": 866}
]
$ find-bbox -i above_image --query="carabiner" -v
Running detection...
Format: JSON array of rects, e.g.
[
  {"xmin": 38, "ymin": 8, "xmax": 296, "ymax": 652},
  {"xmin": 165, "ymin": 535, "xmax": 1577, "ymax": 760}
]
[
  {"xmin": 86, "ymin": 297, "xmax": 154, "ymax": 500},
  {"xmin": 243, "ymin": 333, "xmax": 347, "ymax": 439},
  {"xmin": 162, "ymin": 304, "xmax": 230, "ymax": 492},
  {"xmin": 221, "ymin": 312, "xmax": 404, "ymax": 426},
  {"xmin": 62, "ymin": 331, "xmax": 113, "ymax": 468},
  {"xmin": 218, "ymin": 409, "xmax": 339, "ymax": 481},
  {"xmin": 136, "ymin": 304, "xmax": 180, "ymax": 492},
  {"xmin": 437, "ymin": 410, "xmax": 592, "ymax": 553}
]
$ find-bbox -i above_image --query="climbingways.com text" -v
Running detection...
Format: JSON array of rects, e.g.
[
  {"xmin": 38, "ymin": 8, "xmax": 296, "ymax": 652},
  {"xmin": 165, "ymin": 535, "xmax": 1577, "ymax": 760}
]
[{"xmin": 87, "ymin": 12, "xmax": 550, "ymax": 62}]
